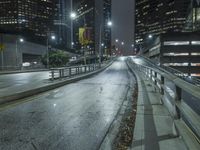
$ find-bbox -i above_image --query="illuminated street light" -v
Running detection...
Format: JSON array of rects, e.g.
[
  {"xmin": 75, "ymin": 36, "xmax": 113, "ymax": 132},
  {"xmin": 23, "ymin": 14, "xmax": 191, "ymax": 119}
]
[
  {"xmin": 115, "ymin": 39, "xmax": 119, "ymax": 43},
  {"xmin": 148, "ymin": 34, "xmax": 153, "ymax": 39},
  {"xmin": 101, "ymin": 43, "xmax": 104, "ymax": 47},
  {"xmin": 19, "ymin": 38, "xmax": 24, "ymax": 42},
  {"xmin": 131, "ymin": 44, "xmax": 134, "ymax": 47},
  {"xmin": 107, "ymin": 21, "xmax": 112, "ymax": 27},
  {"xmin": 51, "ymin": 35, "xmax": 56, "ymax": 40},
  {"xmin": 16, "ymin": 37, "xmax": 24, "ymax": 69},
  {"xmin": 121, "ymin": 42, "xmax": 124, "ymax": 45},
  {"xmin": 47, "ymin": 35, "xmax": 56, "ymax": 69},
  {"xmin": 70, "ymin": 12, "xmax": 77, "ymax": 19}
]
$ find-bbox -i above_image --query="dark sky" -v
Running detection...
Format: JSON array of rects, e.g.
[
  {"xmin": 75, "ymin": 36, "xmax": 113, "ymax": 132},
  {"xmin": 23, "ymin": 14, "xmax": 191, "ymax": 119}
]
[{"xmin": 112, "ymin": 0, "xmax": 135, "ymax": 55}]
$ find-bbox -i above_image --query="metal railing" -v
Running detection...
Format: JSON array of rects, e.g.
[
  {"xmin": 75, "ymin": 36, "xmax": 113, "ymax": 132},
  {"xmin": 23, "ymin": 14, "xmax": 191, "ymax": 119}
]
[
  {"xmin": 127, "ymin": 57, "xmax": 200, "ymax": 142},
  {"xmin": 49, "ymin": 63, "xmax": 101, "ymax": 80},
  {"xmin": 139, "ymin": 55, "xmax": 200, "ymax": 86}
]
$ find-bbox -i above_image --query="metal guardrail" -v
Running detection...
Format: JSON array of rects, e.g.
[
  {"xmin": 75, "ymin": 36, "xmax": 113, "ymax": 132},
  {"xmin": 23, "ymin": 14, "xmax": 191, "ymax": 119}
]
[
  {"xmin": 49, "ymin": 64, "xmax": 101, "ymax": 80},
  {"xmin": 139, "ymin": 55, "xmax": 200, "ymax": 86},
  {"xmin": 127, "ymin": 57, "xmax": 200, "ymax": 143}
]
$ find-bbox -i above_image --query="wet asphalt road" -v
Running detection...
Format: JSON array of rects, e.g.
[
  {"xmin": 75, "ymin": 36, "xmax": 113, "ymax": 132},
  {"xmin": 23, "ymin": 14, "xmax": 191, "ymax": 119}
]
[{"xmin": 0, "ymin": 57, "xmax": 135, "ymax": 150}]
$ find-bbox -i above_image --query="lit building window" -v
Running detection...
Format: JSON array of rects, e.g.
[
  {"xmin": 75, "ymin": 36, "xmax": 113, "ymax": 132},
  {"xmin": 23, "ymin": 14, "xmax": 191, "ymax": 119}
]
[
  {"xmin": 191, "ymin": 41, "xmax": 200, "ymax": 45},
  {"xmin": 163, "ymin": 41, "xmax": 190, "ymax": 46}
]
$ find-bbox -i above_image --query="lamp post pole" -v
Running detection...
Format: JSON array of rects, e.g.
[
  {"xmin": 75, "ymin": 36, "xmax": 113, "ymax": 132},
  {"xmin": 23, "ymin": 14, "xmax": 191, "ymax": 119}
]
[
  {"xmin": 46, "ymin": 37, "xmax": 49, "ymax": 69},
  {"xmin": 99, "ymin": 24, "xmax": 102, "ymax": 66}
]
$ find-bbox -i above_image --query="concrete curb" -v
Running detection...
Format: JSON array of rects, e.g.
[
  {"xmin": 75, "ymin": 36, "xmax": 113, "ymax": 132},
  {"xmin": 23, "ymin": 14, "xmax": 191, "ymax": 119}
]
[
  {"xmin": 0, "ymin": 61, "xmax": 113, "ymax": 105},
  {"xmin": 99, "ymin": 64, "xmax": 136, "ymax": 150}
]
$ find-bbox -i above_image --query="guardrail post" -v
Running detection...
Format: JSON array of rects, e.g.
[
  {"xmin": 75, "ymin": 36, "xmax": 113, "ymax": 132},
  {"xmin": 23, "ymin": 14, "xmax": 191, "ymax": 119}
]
[
  {"xmin": 154, "ymin": 72, "xmax": 157, "ymax": 86},
  {"xmin": 161, "ymin": 76, "xmax": 164, "ymax": 95},
  {"xmin": 89, "ymin": 65, "xmax": 91, "ymax": 72},
  {"xmin": 69, "ymin": 68, "xmax": 71, "ymax": 77},
  {"xmin": 77, "ymin": 67, "xmax": 80, "ymax": 74},
  {"xmin": 61, "ymin": 69, "xmax": 65, "ymax": 78},
  {"xmin": 51, "ymin": 70, "xmax": 54, "ymax": 80},
  {"xmin": 76, "ymin": 67, "xmax": 78, "ymax": 75},
  {"xmin": 175, "ymin": 86, "xmax": 182, "ymax": 119},
  {"xmin": 150, "ymin": 70, "xmax": 153, "ymax": 81},
  {"xmin": 59, "ymin": 69, "xmax": 62, "ymax": 79},
  {"xmin": 85, "ymin": 66, "xmax": 87, "ymax": 73}
]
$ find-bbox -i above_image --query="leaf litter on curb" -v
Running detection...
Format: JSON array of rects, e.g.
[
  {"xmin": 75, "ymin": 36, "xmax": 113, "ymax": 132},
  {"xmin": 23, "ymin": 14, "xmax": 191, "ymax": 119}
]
[{"xmin": 113, "ymin": 83, "xmax": 138, "ymax": 150}]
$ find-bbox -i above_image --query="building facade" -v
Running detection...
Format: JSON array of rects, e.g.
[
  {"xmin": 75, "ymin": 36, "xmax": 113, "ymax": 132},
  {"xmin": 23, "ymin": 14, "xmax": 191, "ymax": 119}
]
[
  {"xmin": 143, "ymin": 32, "xmax": 200, "ymax": 77},
  {"xmin": 135, "ymin": 0, "xmax": 190, "ymax": 45},
  {"xmin": 0, "ymin": 0, "xmax": 56, "ymax": 44},
  {"xmin": 54, "ymin": 0, "xmax": 72, "ymax": 49},
  {"xmin": 184, "ymin": 0, "xmax": 200, "ymax": 31},
  {"xmin": 73, "ymin": 0, "xmax": 112, "ymax": 57}
]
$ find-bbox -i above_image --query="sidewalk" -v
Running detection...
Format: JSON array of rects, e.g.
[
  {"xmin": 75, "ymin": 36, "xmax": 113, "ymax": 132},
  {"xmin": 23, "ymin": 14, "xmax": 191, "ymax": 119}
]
[{"xmin": 130, "ymin": 73, "xmax": 188, "ymax": 150}]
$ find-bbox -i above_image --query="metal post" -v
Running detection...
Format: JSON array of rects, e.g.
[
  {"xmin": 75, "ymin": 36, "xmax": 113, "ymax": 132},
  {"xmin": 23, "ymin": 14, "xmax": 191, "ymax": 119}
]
[
  {"xmin": 0, "ymin": 35, "xmax": 4, "ymax": 70},
  {"xmin": 84, "ymin": 46, "xmax": 87, "ymax": 65},
  {"xmin": 68, "ymin": 68, "xmax": 71, "ymax": 77},
  {"xmin": 46, "ymin": 38, "xmax": 49, "ymax": 69},
  {"xmin": 1, "ymin": 51, "xmax": 3, "ymax": 70},
  {"xmin": 15, "ymin": 39, "xmax": 18, "ymax": 69},
  {"xmin": 70, "ymin": 0, "xmax": 73, "ymax": 49},
  {"xmin": 99, "ymin": 23, "xmax": 102, "ymax": 66}
]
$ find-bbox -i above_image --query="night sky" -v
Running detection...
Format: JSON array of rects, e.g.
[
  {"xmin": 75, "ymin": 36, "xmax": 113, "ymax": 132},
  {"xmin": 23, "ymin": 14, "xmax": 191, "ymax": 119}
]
[{"xmin": 112, "ymin": 0, "xmax": 135, "ymax": 55}]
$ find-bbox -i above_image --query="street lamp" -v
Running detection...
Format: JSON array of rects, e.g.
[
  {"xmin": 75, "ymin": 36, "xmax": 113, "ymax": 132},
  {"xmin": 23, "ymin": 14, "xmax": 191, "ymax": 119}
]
[
  {"xmin": 115, "ymin": 39, "xmax": 119, "ymax": 43},
  {"xmin": 99, "ymin": 21, "xmax": 113, "ymax": 65},
  {"xmin": 148, "ymin": 34, "xmax": 153, "ymax": 39},
  {"xmin": 19, "ymin": 38, "xmax": 24, "ymax": 43},
  {"xmin": 51, "ymin": 35, "xmax": 56, "ymax": 40},
  {"xmin": 16, "ymin": 37, "xmax": 24, "ymax": 70},
  {"xmin": 70, "ymin": 12, "xmax": 77, "ymax": 49},
  {"xmin": 47, "ymin": 35, "xmax": 56, "ymax": 69},
  {"xmin": 107, "ymin": 21, "xmax": 112, "ymax": 27},
  {"xmin": 121, "ymin": 42, "xmax": 125, "ymax": 45},
  {"xmin": 70, "ymin": 12, "xmax": 77, "ymax": 19}
]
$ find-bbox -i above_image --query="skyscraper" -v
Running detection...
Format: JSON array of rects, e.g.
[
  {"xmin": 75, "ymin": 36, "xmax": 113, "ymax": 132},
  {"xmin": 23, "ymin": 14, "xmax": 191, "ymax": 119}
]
[
  {"xmin": 73, "ymin": 0, "xmax": 112, "ymax": 56},
  {"xmin": 135, "ymin": 0, "xmax": 190, "ymax": 45},
  {"xmin": 54, "ymin": 0, "xmax": 72, "ymax": 49},
  {"xmin": 0, "ymin": 0, "xmax": 55, "ymax": 44},
  {"xmin": 184, "ymin": 0, "xmax": 200, "ymax": 31}
]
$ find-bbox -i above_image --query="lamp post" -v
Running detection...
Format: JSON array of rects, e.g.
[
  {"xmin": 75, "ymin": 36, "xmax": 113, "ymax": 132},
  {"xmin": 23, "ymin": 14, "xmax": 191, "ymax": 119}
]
[
  {"xmin": 99, "ymin": 21, "xmax": 113, "ymax": 65},
  {"xmin": 70, "ymin": 12, "xmax": 77, "ymax": 49},
  {"xmin": 148, "ymin": 34, "xmax": 153, "ymax": 39},
  {"xmin": 46, "ymin": 35, "xmax": 56, "ymax": 69},
  {"xmin": 16, "ymin": 37, "xmax": 24, "ymax": 70}
]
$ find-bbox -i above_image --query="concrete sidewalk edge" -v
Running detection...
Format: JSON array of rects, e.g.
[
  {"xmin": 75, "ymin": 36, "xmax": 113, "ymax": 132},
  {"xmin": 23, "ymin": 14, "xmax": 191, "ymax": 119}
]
[{"xmin": 99, "ymin": 70, "xmax": 136, "ymax": 150}]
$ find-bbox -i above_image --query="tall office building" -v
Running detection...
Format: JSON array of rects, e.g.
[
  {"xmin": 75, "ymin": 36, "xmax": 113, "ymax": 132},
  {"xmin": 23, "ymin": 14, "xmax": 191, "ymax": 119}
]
[
  {"xmin": 103, "ymin": 0, "xmax": 112, "ymax": 55},
  {"xmin": 73, "ymin": 0, "xmax": 112, "ymax": 56},
  {"xmin": 184, "ymin": 0, "xmax": 200, "ymax": 32},
  {"xmin": 0, "ymin": 0, "xmax": 55, "ymax": 44},
  {"xmin": 54, "ymin": 0, "xmax": 72, "ymax": 49},
  {"xmin": 135, "ymin": 0, "xmax": 190, "ymax": 45}
]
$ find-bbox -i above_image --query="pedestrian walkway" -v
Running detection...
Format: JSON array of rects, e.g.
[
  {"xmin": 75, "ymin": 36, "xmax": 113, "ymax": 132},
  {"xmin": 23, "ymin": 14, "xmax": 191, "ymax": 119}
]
[{"xmin": 130, "ymin": 73, "xmax": 188, "ymax": 150}]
